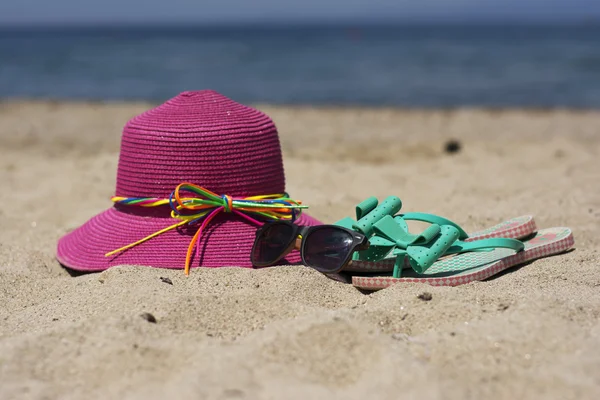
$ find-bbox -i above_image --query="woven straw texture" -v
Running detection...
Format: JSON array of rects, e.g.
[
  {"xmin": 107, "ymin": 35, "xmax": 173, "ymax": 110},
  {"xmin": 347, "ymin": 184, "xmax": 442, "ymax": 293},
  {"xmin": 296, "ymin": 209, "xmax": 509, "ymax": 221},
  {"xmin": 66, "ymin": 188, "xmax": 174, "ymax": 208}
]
[
  {"xmin": 56, "ymin": 90, "xmax": 321, "ymax": 271},
  {"xmin": 117, "ymin": 89, "xmax": 287, "ymax": 198}
]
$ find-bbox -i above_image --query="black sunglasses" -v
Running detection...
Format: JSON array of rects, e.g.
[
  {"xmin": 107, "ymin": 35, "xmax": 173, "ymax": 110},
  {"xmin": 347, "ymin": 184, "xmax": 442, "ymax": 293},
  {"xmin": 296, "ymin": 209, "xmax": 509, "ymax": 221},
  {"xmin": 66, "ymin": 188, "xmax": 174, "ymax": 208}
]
[{"xmin": 251, "ymin": 220, "xmax": 369, "ymax": 273}]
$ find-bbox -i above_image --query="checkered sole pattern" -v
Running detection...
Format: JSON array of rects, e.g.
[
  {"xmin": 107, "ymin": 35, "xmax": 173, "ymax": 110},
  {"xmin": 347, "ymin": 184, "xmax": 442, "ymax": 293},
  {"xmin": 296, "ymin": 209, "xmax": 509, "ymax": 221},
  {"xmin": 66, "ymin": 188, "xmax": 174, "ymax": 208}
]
[
  {"xmin": 345, "ymin": 215, "xmax": 537, "ymax": 273},
  {"xmin": 352, "ymin": 227, "xmax": 574, "ymax": 291}
]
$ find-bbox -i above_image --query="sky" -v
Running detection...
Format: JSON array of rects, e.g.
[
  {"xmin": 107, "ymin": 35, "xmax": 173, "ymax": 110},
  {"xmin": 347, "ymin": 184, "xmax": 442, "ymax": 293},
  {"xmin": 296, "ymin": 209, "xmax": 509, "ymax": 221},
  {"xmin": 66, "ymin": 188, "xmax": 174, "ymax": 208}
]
[{"xmin": 1, "ymin": 0, "xmax": 599, "ymax": 26}]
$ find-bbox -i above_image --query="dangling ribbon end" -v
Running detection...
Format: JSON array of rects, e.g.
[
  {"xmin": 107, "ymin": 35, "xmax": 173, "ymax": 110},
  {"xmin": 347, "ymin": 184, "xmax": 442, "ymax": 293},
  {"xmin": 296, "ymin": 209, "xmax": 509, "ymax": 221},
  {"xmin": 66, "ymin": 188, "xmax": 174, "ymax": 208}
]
[
  {"xmin": 291, "ymin": 208, "xmax": 298, "ymax": 223},
  {"xmin": 104, "ymin": 249, "xmax": 119, "ymax": 258}
]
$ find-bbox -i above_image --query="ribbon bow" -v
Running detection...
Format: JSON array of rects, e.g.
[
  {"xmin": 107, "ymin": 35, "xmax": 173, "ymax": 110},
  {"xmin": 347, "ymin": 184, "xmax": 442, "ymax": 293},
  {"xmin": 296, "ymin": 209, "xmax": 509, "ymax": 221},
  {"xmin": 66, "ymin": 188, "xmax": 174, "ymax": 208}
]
[
  {"xmin": 105, "ymin": 183, "xmax": 308, "ymax": 275},
  {"xmin": 368, "ymin": 215, "xmax": 460, "ymax": 277}
]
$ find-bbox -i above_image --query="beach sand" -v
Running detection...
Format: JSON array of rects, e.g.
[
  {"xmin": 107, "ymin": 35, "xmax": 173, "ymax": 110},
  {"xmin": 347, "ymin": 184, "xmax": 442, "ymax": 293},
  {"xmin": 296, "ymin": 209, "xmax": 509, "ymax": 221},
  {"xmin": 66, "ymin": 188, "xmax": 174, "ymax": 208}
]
[{"xmin": 1, "ymin": 101, "xmax": 599, "ymax": 399}]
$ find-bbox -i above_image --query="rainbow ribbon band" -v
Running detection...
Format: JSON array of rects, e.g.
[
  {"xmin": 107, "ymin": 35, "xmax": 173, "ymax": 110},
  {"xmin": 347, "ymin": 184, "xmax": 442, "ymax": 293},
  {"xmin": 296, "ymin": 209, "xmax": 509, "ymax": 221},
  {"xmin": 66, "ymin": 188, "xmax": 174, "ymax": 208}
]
[{"xmin": 105, "ymin": 183, "xmax": 308, "ymax": 275}]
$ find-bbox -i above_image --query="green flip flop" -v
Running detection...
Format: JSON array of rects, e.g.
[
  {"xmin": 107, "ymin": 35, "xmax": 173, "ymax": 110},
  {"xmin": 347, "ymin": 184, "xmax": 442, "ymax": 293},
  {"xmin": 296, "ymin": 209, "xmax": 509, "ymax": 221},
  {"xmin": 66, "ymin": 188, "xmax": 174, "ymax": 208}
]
[
  {"xmin": 333, "ymin": 196, "xmax": 537, "ymax": 273},
  {"xmin": 351, "ymin": 227, "xmax": 574, "ymax": 290}
]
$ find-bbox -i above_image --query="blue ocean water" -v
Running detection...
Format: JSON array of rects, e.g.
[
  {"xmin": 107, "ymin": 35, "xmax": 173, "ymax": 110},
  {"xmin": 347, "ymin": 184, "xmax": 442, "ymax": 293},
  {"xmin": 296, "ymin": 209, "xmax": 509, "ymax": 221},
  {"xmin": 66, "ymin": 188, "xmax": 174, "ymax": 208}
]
[{"xmin": 1, "ymin": 24, "xmax": 600, "ymax": 107}]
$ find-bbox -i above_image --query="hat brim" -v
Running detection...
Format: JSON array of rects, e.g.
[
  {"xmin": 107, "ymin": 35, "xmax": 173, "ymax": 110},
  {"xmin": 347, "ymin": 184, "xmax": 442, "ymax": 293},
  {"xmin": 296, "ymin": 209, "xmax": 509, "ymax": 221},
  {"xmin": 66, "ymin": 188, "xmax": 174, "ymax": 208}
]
[{"xmin": 56, "ymin": 207, "xmax": 322, "ymax": 272}]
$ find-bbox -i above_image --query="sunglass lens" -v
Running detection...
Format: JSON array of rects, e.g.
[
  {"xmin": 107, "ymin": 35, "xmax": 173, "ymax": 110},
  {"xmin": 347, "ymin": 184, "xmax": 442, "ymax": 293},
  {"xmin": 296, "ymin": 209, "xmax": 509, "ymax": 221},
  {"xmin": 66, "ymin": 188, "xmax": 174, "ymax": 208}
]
[
  {"xmin": 303, "ymin": 228, "xmax": 354, "ymax": 273},
  {"xmin": 252, "ymin": 223, "xmax": 295, "ymax": 266}
]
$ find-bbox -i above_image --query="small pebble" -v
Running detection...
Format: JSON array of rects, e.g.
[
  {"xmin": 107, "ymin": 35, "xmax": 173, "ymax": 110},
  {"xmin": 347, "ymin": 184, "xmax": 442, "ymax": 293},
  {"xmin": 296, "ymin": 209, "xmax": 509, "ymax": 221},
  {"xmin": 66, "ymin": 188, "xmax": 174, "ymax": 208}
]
[
  {"xmin": 444, "ymin": 139, "xmax": 461, "ymax": 154},
  {"xmin": 554, "ymin": 149, "xmax": 566, "ymax": 158},
  {"xmin": 160, "ymin": 277, "xmax": 173, "ymax": 285},
  {"xmin": 140, "ymin": 312, "xmax": 157, "ymax": 323},
  {"xmin": 417, "ymin": 292, "xmax": 433, "ymax": 301}
]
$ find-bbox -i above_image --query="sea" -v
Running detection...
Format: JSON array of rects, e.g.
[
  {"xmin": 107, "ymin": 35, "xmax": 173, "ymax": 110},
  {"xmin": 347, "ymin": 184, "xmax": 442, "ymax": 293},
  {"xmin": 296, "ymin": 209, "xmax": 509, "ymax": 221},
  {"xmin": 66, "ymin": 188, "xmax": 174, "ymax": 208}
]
[{"xmin": 1, "ymin": 23, "xmax": 600, "ymax": 108}]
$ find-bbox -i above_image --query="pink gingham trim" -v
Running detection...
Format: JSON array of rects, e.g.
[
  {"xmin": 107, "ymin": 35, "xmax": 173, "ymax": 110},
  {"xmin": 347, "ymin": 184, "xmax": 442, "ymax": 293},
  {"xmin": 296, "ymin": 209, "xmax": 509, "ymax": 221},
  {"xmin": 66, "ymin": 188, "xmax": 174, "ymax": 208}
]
[{"xmin": 464, "ymin": 216, "xmax": 537, "ymax": 242}]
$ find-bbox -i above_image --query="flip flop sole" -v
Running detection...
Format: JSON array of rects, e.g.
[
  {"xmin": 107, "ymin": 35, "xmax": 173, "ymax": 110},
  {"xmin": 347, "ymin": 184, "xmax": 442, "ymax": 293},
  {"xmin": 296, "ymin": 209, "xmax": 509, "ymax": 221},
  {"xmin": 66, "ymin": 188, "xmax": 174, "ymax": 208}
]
[
  {"xmin": 351, "ymin": 227, "xmax": 574, "ymax": 290},
  {"xmin": 344, "ymin": 215, "xmax": 537, "ymax": 273}
]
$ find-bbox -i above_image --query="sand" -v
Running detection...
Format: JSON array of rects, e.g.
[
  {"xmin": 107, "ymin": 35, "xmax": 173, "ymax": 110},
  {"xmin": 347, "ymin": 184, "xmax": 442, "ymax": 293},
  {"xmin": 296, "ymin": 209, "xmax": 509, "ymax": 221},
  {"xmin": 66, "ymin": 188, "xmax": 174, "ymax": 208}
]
[{"xmin": 0, "ymin": 100, "xmax": 599, "ymax": 399}]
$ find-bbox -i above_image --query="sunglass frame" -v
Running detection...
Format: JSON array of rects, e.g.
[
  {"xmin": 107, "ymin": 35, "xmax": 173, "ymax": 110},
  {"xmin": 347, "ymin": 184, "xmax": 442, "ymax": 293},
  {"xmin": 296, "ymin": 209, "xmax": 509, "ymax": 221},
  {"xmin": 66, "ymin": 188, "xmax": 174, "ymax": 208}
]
[{"xmin": 251, "ymin": 220, "xmax": 369, "ymax": 273}]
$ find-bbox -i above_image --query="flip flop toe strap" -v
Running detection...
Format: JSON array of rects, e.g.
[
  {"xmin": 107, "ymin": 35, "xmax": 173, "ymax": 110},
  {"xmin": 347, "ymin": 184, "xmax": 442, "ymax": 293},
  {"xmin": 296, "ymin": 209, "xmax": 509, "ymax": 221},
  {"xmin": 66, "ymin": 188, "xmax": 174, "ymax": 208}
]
[{"xmin": 445, "ymin": 237, "xmax": 525, "ymax": 255}]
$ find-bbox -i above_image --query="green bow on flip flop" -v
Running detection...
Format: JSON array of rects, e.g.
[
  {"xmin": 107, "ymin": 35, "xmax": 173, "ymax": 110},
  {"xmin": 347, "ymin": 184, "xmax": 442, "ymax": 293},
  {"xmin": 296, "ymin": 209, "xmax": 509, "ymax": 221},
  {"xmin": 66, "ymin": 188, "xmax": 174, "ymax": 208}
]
[{"xmin": 334, "ymin": 196, "xmax": 525, "ymax": 278}]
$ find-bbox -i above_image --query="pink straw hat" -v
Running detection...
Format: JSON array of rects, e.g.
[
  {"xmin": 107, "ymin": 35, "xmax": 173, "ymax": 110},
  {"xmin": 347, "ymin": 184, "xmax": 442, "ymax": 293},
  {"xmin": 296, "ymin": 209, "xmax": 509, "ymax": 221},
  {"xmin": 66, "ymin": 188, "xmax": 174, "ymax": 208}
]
[{"xmin": 56, "ymin": 90, "xmax": 321, "ymax": 273}]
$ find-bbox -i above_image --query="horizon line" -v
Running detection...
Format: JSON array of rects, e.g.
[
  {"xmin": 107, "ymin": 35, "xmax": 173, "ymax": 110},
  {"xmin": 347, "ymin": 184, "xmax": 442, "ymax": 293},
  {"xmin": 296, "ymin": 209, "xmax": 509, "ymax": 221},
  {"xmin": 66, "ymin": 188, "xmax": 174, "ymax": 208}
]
[{"xmin": 1, "ymin": 15, "xmax": 600, "ymax": 29}]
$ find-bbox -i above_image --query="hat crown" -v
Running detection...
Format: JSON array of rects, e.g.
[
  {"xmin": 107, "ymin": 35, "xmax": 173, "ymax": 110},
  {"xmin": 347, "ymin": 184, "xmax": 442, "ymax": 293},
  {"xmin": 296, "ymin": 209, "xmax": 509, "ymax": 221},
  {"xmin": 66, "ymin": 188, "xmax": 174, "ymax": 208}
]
[{"xmin": 115, "ymin": 90, "xmax": 286, "ymax": 198}]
